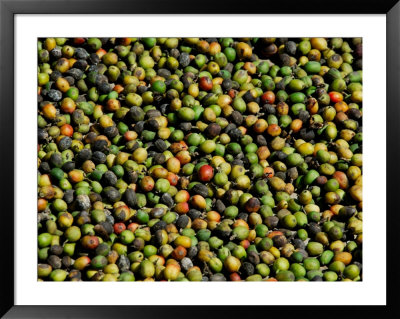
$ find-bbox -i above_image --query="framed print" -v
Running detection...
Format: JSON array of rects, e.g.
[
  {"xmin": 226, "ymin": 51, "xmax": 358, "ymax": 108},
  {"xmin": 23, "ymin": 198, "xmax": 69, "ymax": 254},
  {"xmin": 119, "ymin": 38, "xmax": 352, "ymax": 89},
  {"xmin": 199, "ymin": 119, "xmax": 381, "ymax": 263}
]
[{"xmin": 1, "ymin": 0, "xmax": 399, "ymax": 317}]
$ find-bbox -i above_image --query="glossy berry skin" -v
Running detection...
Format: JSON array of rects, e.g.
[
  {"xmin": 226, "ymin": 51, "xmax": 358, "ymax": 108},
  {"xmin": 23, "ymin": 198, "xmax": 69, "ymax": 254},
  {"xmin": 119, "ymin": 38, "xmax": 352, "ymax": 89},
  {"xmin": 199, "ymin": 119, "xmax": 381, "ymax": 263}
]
[
  {"xmin": 198, "ymin": 165, "xmax": 214, "ymax": 182},
  {"xmin": 199, "ymin": 76, "xmax": 213, "ymax": 91}
]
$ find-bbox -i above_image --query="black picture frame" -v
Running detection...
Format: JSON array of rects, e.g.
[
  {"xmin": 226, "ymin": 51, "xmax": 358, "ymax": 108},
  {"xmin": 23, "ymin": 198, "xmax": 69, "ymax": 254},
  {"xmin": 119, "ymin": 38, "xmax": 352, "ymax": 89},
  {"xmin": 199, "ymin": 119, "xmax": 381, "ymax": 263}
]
[{"xmin": 1, "ymin": 0, "xmax": 399, "ymax": 317}]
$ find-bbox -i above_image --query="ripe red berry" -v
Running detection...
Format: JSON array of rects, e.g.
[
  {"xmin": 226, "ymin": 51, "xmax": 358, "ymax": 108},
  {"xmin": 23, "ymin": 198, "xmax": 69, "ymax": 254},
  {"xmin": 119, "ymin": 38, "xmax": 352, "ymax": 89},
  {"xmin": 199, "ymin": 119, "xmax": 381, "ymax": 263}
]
[
  {"xmin": 199, "ymin": 76, "xmax": 213, "ymax": 91},
  {"xmin": 113, "ymin": 222, "xmax": 126, "ymax": 235},
  {"xmin": 229, "ymin": 272, "xmax": 241, "ymax": 281},
  {"xmin": 198, "ymin": 164, "xmax": 214, "ymax": 182},
  {"xmin": 261, "ymin": 91, "xmax": 275, "ymax": 104}
]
